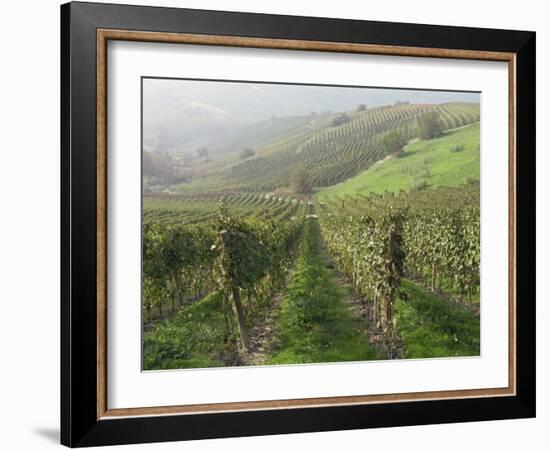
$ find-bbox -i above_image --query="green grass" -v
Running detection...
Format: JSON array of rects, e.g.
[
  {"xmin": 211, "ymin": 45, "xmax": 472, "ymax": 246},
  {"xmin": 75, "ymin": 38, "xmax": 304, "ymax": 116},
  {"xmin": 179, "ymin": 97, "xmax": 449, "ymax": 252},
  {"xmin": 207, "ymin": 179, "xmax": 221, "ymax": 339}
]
[
  {"xmin": 395, "ymin": 279, "xmax": 480, "ymax": 359},
  {"xmin": 317, "ymin": 122, "xmax": 480, "ymax": 199},
  {"xmin": 143, "ymin": 292, "xmax": 227, "ymax": 370},
  {"xmin": 268, "ymin": 218, "xmax": 378, "ymax": 364}
]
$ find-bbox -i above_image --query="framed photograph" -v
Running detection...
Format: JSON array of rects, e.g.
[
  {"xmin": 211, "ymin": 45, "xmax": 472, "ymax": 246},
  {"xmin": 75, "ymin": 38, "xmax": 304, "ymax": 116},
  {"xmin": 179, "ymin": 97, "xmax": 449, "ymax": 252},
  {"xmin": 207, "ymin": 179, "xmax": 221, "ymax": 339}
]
[{"xmin": 61, "ymin": 1, "xmax": 536, "ymax": 447}]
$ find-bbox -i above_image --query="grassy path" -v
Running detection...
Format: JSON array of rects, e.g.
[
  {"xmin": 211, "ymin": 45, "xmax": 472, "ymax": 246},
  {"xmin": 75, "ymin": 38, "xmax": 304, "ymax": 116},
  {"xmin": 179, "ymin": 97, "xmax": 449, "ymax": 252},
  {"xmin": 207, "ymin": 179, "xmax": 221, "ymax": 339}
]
[
  {"xmin": 267, "ymin": 217, "xmax": 379, "ymax": 365},
  {"xmin": 143, "ymin": 216, "xmax": 479, "ymax": 371},
  {"xmin": 394, "ymin": 280, "xmax": 480, "ymax": 358}
]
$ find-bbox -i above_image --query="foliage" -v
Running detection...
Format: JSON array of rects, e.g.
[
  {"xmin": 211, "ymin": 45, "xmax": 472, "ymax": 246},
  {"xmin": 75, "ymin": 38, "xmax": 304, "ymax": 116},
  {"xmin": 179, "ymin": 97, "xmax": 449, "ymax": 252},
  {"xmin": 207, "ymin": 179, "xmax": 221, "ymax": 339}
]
[
  {"xmin": 290, "ymin": 168, "xmax": 313, "ymax": 195},
  {"xmin": 239, "ymin": 147, "xmax": 256, "ymax": 159},
  {"xmin": 410, "ymin": 180, "xmax": 429, "ymax": 191},
  {"xmin": 143, "ymin": 203, "xmax": 304, "ymax": 364},
  {"xmin": 143, "ymin": 191, "xmax": 308, "ymax": 226},
  {"xmin": 174, "ymin": 102, "xmax": 479, "ymax": 194},
  {"xmin": 418, "ymin": 111, "xmax": 444, "ymax": 139},
  {"xmin": 196, "ymin": 147, "xmax": 209, "ymax": 159},
  {"xmin": 141, "ymin": 100, "xmax": 481, "ymax": 368},
  {"xmin": 269, "ymin": 218, "xmax": 378, "ymax": 364},
  {"xmin": 381, "ymin": 130, "xmax": 408, "ymax": 155},
  {"xmin": 142, "ymin": 222, "xmax": 217, "ymax": 318},
  {"xmin": 318, "ymin": 184, "xmax": 480, "ymax": 305},
  {"xmin": 143, "ymin": 150, "xmax": 174, "ymax": 177},
  {"xmin": 449, "ymin": 144, "xmax": 465, "ymax": 153},
  {"xmin": 143, "ymin": 292, "xmax": 228, "ymax": 369},
  {"xmin": 330, "ymin": 113, "xmax": 351, "ymax": 127},
  {"xmin": 318, "ymin": 122, "xmax": 480, "ymax": 198},
  {"xmin": 143, "ymin": 150, "xmax": 191, "ymax": 187},
  {"xmin": 319, "ymin": 204, "xmax": 406, "ymax": 351}
]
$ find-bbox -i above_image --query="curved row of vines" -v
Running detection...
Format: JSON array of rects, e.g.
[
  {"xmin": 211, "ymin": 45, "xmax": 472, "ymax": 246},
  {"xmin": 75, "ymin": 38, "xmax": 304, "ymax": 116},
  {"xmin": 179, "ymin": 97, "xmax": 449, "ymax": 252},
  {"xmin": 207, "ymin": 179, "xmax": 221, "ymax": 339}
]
[
  {"xmin": 143, "ymin": 203, "xmax": 304, "ymax": 369},
  {"xmin": 318, "ymin": 184, "xmax": 480, "ymax": 354},
  {"xmin": 179, "ymin": 102, "xmax": 480, "ymax": 193}
]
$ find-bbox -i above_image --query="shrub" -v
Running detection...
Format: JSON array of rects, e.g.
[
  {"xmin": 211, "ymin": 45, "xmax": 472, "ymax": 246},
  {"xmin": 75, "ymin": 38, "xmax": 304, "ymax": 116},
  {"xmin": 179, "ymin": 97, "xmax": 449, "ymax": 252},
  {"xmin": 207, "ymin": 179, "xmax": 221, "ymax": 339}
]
[
  {"xmin": 239, "ymin": 147, "xmax": 256, "ymax": 160},
  {"xmin": 410, "ymin": 180, "xmax": 429, "ymax": 191},
  {"xmin": 465, "ymin": 176, "xmax": 480, "ymax": 185},
  {"xmin": 330, "ymin": 113, "xmax": 351, "ymax": 127},
  {"xmin": 381, "ymin": 130, "xmax": 408, "ymax": 155},
  {"xmin": 449, "ymin": 144, "xmax": 465, "ymax": 153},
  {"xmin": 290, "ymin": 168, "xmax": 313, "ymax": 195},
  {"xmin": 418, "ymin": 111, "xmax": 444, "ymax": 139}
]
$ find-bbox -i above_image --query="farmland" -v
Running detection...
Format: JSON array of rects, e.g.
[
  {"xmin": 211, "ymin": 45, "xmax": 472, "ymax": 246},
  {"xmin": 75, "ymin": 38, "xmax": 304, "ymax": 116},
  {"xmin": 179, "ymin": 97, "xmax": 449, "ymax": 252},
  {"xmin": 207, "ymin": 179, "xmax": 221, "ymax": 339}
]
[
  {"xmin": 162, "ymin": 102, "xmax": 479, "ymax": 194},
  {"xmin": 142, "ymin": 98, "xmax": 481, "ymax": 369},
  {"xmin": 318, "ymin": 122, "xmax": 480, "ymax": 198}
]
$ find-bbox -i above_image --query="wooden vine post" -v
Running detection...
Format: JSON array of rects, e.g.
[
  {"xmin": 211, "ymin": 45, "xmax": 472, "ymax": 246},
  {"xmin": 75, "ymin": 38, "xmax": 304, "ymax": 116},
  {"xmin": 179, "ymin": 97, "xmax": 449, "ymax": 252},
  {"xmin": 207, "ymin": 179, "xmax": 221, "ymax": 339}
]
[{"xmin": 218, "ymin": 228, "xmax": 250, "ymax": 351}]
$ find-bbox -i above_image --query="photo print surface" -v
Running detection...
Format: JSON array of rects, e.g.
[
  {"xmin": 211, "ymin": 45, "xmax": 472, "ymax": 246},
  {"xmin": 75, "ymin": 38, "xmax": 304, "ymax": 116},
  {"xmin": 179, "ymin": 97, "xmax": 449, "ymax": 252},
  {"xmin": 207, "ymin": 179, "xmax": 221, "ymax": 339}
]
[{"xmin": 141, "ymin": 78, "xmax": 481, "ymax": 371}]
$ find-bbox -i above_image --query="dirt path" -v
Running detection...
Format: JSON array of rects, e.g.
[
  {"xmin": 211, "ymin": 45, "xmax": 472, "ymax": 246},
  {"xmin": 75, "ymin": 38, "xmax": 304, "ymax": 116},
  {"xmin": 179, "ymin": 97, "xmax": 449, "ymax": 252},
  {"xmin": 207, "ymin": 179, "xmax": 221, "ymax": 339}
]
[
  {"xmin": 318, "ymin": 231, "xmax": 405, "ymax": 359},
  {"xmin": 336, "ymin": 267, "xmax": 405, "ymax": 358},
  {"xmin": 239, "ymin": 286, "xmax": 286, "ymax": 366}
]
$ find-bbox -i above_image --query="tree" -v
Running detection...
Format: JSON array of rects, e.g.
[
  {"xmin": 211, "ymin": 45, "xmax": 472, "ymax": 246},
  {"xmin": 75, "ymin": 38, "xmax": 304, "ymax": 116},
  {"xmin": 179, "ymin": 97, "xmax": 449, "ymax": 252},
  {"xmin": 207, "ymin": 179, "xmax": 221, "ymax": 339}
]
[
  {"xmin": 330, "ymin": 113, "xmax": 351, "ymax": 127},
  {"xmin": 418, "ymin": 111, "xmax": 444, "ymax": 139},
  {"xmin": 357, "ymin": 103, "xmax": 367, "ymax": 112},
  {"xmin": 196, "ymin": 147, "xmax": 209, "ymax": 160},
  {"xmin": 290, "ymin": 168, "xmax": 313, "ymax": 195},
  {"xmin": 239, "ymin": 148, "xmax": 255, "ymax": 160},
  {"xmin": 142, "ymin": 224, "xmax": 170, "ymax": 318},
  {"xmin": 142, "ymin": 151, "xmax": 175, "ymax": 178},
  {"xmin": 181, "ymin": 152, "xmax": 193, "ymax": 166},
  {"xmin": 381, "ymin": 130, "xmax": 408, "ymax": 155}
]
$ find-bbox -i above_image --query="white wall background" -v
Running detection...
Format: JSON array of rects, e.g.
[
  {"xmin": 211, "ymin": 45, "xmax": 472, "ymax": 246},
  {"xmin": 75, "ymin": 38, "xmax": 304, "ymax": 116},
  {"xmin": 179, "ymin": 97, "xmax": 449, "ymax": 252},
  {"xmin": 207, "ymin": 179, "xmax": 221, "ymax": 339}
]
[{"xmin": 0, "ymin": 1, "xmax": 546, "ymax": 449}]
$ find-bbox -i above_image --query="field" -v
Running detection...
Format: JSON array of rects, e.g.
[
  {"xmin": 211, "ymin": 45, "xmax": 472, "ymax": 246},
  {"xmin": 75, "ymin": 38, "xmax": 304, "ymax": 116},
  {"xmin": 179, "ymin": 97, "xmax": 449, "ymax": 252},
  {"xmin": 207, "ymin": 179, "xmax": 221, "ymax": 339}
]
[
  {"xmin": 318, "ymin": 122, "xmax": 480, "ymax": 198},
  {"xmin": 142, "ymin": 96, "xmax": 481, "ymax": 370}
]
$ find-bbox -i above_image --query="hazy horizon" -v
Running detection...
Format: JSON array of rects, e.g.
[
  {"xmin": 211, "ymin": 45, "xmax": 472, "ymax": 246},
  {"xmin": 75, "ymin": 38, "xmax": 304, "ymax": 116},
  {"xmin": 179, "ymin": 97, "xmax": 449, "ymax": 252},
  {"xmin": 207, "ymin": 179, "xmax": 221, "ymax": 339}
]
[{"xmin": 143, "ymin": 78, "xmax": 480, "ymax": 153}]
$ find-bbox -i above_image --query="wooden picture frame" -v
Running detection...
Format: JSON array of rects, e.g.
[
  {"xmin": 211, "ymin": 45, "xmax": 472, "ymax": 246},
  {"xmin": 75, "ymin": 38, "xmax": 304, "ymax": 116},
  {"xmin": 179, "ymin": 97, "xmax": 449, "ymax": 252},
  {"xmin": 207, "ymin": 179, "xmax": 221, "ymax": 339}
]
[{"xmin": 61, "ymin": 1, "xmax": 535, "ymax": 447}]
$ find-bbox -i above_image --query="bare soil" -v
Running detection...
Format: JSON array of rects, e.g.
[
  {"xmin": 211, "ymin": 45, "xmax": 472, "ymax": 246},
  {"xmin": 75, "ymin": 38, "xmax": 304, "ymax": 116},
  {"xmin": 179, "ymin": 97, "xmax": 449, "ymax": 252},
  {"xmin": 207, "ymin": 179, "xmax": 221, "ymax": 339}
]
[{"xmin": 239, "ymin": 290, "xmax": 285, "ymax": 366}]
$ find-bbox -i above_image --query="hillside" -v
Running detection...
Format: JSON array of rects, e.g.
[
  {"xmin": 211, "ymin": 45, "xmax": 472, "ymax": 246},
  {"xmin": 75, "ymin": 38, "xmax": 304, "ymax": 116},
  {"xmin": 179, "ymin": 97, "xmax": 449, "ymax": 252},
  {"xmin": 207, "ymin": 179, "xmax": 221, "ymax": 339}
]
[
  {"xmin": 142, "ymin": 95, "xmax": 481, "ymax": 370},
  {"xmin": 203, "ymin": 114, "xmax": 333, "ymax": 157},
  {"xmin": 173, "ymin": 102, "xmax": 480, "ymax": 194},
  {"xmin": 317, "ymin": 122, "xmax": 480, "ymax": 199}
]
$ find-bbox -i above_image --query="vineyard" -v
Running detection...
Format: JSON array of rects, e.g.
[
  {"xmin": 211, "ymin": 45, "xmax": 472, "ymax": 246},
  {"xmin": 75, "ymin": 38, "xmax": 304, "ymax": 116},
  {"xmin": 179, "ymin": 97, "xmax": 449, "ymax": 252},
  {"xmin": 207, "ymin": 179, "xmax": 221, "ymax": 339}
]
[
  {"xmin": 318, "ymin": 184, "xmax": 480, "ymax": 356},
  {"xmin": 144, "ymin": 191, "xmax": 308, "ymax": 225},
  {"xmin": 172, "ymin": 102, "xmax": 479, "ymax": 194},
  {"xmin": 143, "ymin": 187, "xmax": 480, "ymax": 368},
  {"xmin": 143, "ymin": 100, "xmax": 481, "ymax": 369}
]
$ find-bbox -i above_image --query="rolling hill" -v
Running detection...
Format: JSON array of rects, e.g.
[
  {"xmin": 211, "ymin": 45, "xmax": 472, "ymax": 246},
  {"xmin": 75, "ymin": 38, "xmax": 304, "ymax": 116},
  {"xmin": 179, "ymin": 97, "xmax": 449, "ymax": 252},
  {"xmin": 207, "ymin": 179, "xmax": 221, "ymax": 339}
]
[
  {"xmin": 173, "ymin": 102, "xmax": 480, "ymax": 194},
  {"xmin": 317, "ymin": 122, "xmax": 480, "ymax": 199}
]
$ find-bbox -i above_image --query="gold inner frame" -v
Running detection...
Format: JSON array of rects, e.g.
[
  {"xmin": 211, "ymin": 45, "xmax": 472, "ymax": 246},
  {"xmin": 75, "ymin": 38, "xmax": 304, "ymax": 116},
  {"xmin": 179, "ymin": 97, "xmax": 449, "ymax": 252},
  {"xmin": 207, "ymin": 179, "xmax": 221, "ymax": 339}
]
[{"xmin": 96, "ymin": 29, "xmax": 517, "ymax": 420}]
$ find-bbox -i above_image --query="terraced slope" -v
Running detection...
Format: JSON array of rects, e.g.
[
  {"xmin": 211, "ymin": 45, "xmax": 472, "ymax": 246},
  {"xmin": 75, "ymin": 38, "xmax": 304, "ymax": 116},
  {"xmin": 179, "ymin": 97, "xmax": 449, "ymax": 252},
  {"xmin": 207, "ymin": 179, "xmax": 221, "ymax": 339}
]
[{"xmin": 175, "ymin": 102, "xmax": 479, "ymax": 194}]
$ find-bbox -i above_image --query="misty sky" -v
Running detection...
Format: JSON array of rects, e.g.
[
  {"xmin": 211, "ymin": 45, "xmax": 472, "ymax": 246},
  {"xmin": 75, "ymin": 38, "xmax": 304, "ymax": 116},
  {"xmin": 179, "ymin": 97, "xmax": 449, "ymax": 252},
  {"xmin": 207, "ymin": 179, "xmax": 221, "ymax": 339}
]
[{"xmin": 143, "ymin": 78, "xmax": 480, "ymax": 152}]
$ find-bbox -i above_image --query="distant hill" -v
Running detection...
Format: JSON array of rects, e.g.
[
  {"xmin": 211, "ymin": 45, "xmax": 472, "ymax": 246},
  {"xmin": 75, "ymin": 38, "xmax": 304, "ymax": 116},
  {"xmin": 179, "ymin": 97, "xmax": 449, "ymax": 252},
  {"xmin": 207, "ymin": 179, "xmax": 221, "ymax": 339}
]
[
  {"xmin": 143, "ymin": 100, "xmax": 250, "ymax": 154},
  {"xmin": 143, "ymin": 78, "xmax": 480, "ymax": 154},
  {"xmin": 173, "ymin": 102, "xmax": 480, "ymax": 194},
  {"xmin": 196, "ymin": 114, "xmax": 333, "ymax": 158}
]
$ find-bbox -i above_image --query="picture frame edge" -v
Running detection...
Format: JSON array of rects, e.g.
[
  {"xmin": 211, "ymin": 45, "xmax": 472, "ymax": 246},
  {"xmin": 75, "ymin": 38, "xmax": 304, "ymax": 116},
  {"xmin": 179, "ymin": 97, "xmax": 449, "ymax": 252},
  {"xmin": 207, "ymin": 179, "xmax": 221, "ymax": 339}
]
[{"xmin": 60, "ymin": 1, "xmax": 536, "ymax": 447}]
